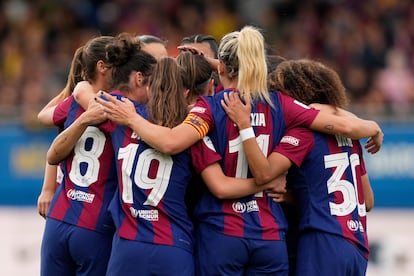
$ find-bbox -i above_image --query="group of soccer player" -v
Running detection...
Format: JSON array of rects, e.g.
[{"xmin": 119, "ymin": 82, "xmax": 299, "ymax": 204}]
[{"xmin": 37, "ymin": 25, "xmax": 383, "ymax": 276}]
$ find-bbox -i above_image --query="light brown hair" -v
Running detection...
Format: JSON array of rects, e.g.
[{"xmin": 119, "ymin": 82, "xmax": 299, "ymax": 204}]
[
  {"xmin": 148, "ymin": 57, "xmax": 187, "ymax": 128},
  {"xmin": 57, "ymin": 35, "xmax": 114, "ymax": 101},
  {"xmin": 176, "ymin": 51, "xmax": 213, "ymax": 105}
]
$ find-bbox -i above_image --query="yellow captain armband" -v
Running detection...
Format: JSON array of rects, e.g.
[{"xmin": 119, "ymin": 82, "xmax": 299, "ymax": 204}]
[{"xmin": 183, "ymin": 113, "xmax": 210, "ymax": 139}]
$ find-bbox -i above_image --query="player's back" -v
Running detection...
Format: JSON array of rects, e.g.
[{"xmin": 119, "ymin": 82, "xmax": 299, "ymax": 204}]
[{"xmin": 289, "ymin": 131, "xmax": 369, "ymax": 254}]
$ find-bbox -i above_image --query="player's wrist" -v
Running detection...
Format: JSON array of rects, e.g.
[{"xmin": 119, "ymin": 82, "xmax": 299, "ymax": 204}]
[
  {"xmin": 239, "ymin": 127, "xmax": 255, "ymax": 142},
  {"xmin": 237, "ymin": 119, "xmax": 252, "ymax": 130}
]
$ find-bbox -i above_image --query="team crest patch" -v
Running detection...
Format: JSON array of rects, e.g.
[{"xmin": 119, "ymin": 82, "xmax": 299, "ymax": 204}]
[{"xmin": 189, "ymin": 115, "xmax": 204, "ymax": 127}]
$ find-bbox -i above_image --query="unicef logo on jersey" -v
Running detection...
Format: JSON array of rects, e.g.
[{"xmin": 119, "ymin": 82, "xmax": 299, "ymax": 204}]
[
  {"xmin": 232, "ymin": 202, "xmax": 247, "ymax": 213},
  {"xmin": 232, "ymin": 200, "xmax": 259, "ymax": 213},
  {"xmin": 347, "ymin": 219, "xmax": 365, "ymax": 232}
]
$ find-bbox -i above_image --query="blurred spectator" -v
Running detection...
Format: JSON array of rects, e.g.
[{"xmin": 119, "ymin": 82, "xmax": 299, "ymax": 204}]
[
  {"xmin": 371, "ymin": 48, "xmax": 414, "ymax": 117},
  {"xmin": 1, "ymin": 0, "xmax": 414, "ymax": 125}
]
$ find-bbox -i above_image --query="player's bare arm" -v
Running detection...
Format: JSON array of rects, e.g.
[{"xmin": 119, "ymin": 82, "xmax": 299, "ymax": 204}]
[{"xmin": 96, "ymin": 91, "xmax": 202, "ymax": 154}]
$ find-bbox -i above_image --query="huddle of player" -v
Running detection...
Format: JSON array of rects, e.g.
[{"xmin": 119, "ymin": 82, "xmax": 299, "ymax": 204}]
[{"xmin": 37, "ymin": 26, "xmax": 383, "ymax": 276}]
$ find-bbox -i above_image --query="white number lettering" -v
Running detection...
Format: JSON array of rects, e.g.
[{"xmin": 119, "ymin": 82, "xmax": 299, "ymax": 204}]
[
  {"xmin": 135, "ymin": 149, "xmax": 172, "ymax": 206},
  {"xmin": 324, "ymin": 152, "xmax": 366, "ymax": 217},
  {"xmin": 229, "ymin": 134, "xmax": 270, "ymax": 197},
  {"xmin": 118, "ymin": 145, "xmax": 173, "ymax": 207},
  {"xmin": 69, "ymin": 127, "xmax": 106, "ymax": 187},
  {"xmin": 118, "ymin": 144, "xmax": 138, "ymax": 204}
]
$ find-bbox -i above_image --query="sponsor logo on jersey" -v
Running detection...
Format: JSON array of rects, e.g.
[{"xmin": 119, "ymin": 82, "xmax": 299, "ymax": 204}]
[
  {"xmin": 130, "ymin": 207, "xmax": 159, "ymax": 221},
  {"xmin": 189, "ymin": 106, "xmax": 206, "ymax": 114},
  {"xmin": 232, "ymin": 200, "xmax": 260, "ymax": 213},
  {"xmin": 67, "ymin": 189, "xmax": 95, "ymax": 203},
  {"xmin": 280, "ymin": 135, "xmax": 300, "ymax": 146},
  {"xmin": 347, "ymin": 219, "xmax": 364, "ymax": 232}
]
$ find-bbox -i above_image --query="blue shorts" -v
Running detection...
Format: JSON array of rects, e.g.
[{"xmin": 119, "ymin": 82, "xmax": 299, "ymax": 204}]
[
  {"xmin": 195, "ymin": 224, "xmax": 289, "ymax": 276},
  {"xmin": 295, "ymin": 231, "xmax": 368, "ymax": 276},
  {"xmin": 40, "ymin": 218, "xmax": 113, "ymax": 276},
  {"xmin": 106, "ymin": 234, "xmax": 194, "ymax": 276}
]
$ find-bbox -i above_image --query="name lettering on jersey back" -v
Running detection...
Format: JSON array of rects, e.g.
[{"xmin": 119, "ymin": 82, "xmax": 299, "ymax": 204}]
[
  {"xmin": 250, "ymin": 113, "xmax": 266, "ymax": 127},
  {"xmin": 335, "ymin": 135, "xmax": 353, "ymax": 147}
]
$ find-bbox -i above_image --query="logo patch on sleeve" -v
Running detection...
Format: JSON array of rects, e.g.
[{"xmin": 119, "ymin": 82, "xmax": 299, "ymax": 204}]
[
  {"xmin": 280, "ymin": 136, "xmax": 299, "ymax": 146},
  {"xmin": 293, "ymin": 100, "xmax": 311, "ymax": 109},
  {"xmin": 189, "ymin": 106, "xmax": 206, "ymax": 114}
]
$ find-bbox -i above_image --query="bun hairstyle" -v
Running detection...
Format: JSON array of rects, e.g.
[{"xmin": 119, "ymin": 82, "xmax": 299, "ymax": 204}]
[
  {"xmin": 106, "ymin": 33, "xmax": 140, "ymax": 67},
  {"xmin": 106, "ymin": 32, "xmax": 157, "ymax": 90}
]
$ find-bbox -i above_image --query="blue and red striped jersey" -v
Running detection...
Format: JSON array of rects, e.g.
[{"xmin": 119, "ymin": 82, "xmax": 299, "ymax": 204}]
[
  {"xmin": 190, "ymin": 90, "xmax": 320, "ymax": 240},
  {"xmin": 100, "ymin": 92, "xmax": 195, "ymax": 253},
  {"xmin": 275, "ymin": 127, "xmax": 369, "ymax": 257},
  {"xmin": 47, "ymin": 95, "xmax": 117, "ymax": 234}
]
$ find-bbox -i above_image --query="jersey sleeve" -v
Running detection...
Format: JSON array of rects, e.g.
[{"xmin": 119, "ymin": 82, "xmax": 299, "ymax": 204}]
[
  {"xmin": 191, "ymin": 136, "xmax": 222, "ymax": 174},
  {"xmin": 185, "ymin": 96, "xmax": 214, "ymax": 139},
  {"xmin": 279, "ymin": 93, "xmax": 320, "ymax": 129},
  {"xmin": 274, "ymin": 127, "xmax": 314, "ymax": 167},
  {"xmin": 53, "ymin": 95, "xmax": 74, "ymax": 127}
]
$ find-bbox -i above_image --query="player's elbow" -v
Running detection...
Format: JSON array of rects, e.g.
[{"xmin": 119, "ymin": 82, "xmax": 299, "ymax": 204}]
[
  {"xmin": 37, "ymin": 111, "xmax": 54, "ymax": 127},
  {"xmin": 158, "ymin": 144, "xmax": 181, "ymax": 155},
  {"xmin": 255, "ymin": 176, "xmax": 273, "ymax": 186},
  {"xmin": 156, "ymin": 141, "xmax": 185, "ymax": 155},
  {"xmin": 253, "ymin": 171, "xmax": 275, "ymax": 186},
  {"xmin": 46, "ymin": 148, "xmax": 61, "ymax": 166},
  {"xmin": 365, "ymin": 198, "xmax": 374, "ymax": 212},
  {"xmin": 210, "ymin": 187, "xmax": 229, "ymax": 200},
  {"xmin": 334, "ymin": 120, "xmax": 354, "ymax": 137},
  {"xmin": 207, "ymin": 182, "xmax": 232, "ymax": 200},
  {"xmin": 47, "ymin": 156, "xmax": 59, "ymax": 166}
]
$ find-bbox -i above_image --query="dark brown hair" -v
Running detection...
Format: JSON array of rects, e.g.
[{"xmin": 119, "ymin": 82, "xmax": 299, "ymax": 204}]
[
  {"xmin": 269, "ymin": 59, "xmax": 349, "ymax": 108},
  {"xmin": 106, "ymin": 32, "xmax": 157, "ymax": 92},
  {"xmin": 180, "ymin": 34, "xmax": 218, "ymax": 58},
  {"xmin": 57, "ymin": 35, "xmax": 114, "ymax": 101}
]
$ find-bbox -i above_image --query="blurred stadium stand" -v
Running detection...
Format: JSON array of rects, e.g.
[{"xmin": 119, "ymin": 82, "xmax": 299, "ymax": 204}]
[
  {"xmin": 0, "ymin": 1, "xmax": 413, "ymax": 275},
  {"xmin": 1, "ymin": 0, "xmax": 413, "ymax": 206}
]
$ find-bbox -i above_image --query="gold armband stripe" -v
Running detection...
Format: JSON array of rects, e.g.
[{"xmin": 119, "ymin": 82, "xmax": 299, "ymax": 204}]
[{"xmin": 183, "ymin": 113, "xmax": 209, "ymax": 139}]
